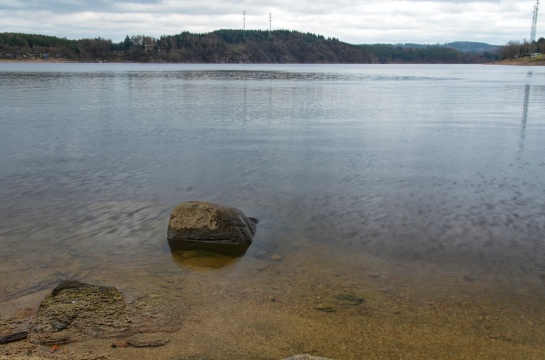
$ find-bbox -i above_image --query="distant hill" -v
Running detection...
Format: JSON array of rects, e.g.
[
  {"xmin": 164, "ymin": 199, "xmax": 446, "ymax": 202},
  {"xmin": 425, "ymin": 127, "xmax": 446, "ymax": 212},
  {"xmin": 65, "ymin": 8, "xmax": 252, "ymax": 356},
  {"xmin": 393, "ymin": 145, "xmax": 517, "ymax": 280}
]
[
  {"xmin": 0, "ymin": 30, "xmax": 375, "ymax": 64},
  {"xmin": 0, "ymin": 31, "xmax": 499, "ymax": 64},
  {"xmin": 397, "ymin": 41, "xmax": 499, "ymax": 53},
  {"xmin": 442, "ymin": 41, "xmax": 499, "ymax": 53},
  {"xmin": 358, "ymin": 42, "xmax": 500, "ymax": 64}
]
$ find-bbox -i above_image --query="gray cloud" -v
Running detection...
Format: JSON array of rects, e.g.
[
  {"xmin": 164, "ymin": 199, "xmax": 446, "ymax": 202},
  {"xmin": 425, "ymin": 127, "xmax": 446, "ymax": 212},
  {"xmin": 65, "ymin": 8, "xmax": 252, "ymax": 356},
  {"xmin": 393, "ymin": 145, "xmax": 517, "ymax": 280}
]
[{"xmin": 0, "ymin": 0, "xmax": 541, "ymax": 44}]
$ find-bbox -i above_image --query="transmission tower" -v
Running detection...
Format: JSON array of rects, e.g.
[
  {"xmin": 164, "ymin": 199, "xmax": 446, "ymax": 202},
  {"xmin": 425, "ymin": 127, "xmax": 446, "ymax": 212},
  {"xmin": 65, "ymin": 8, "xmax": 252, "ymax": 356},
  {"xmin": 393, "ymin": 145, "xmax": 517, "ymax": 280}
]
[
  {"xmin": 243, "ymin": 10, "xmax": 246, "ymax": 42},
  {"xmin": 530, "ymin": 0, "xmax": 539, "ymax": 44},
  {"xmin": 269, "ymin": 13, "xmax": 272, "ymax": 40}
]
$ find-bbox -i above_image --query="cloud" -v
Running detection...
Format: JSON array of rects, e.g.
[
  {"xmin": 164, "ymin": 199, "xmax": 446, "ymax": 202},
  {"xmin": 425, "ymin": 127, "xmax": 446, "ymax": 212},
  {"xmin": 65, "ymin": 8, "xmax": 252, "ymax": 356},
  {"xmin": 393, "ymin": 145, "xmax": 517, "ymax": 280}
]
[{"xmin": 0, "ymin": 0, "xmax": 540, "ymax": 44}]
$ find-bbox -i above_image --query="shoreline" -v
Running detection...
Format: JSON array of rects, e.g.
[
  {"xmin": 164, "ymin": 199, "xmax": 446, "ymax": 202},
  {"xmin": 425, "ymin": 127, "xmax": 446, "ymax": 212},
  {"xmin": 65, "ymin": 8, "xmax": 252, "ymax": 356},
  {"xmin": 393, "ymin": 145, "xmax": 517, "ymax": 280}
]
[
  {"xmin": 1, "ymin": 58, "xmax": 544, "ymax": 66},
  {"xmin": 489, "ymin": 56, "xmax": 545, "ymax": 66},
  {"xmin": 0, "ymin": 58, "xmax": 72, "ymax": 63},
  {"xmin": 2, "ymin": 276, "xmax": 545, "ymax": 360}
]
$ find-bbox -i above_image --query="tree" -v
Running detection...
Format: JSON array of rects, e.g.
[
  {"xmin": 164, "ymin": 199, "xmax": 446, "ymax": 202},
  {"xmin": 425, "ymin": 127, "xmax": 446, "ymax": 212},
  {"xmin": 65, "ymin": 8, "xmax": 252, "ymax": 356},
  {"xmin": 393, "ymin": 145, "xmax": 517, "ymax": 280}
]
[
  {"xmin": 123, "ymin": 35, "xmax": 132, "ymax": 50},
  {"xmin": 500, "ymin": 40, "xmax": 522, "ymax": 59}
]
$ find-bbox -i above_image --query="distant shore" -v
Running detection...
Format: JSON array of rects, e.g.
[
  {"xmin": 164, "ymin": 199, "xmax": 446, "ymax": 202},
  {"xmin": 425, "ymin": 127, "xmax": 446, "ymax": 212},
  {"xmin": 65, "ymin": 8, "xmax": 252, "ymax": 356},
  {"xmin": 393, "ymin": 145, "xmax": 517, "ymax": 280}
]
[
  {"xmin": 490, "ymin": 56, "xmax": 545, "ymax": 66},
  {"xmin": 1, "ymin": 58, "xmax": 543, "ymax": 66},
  {"xmin": 0, "ymin": 58, "xmax": 72, "ymax": 63}
]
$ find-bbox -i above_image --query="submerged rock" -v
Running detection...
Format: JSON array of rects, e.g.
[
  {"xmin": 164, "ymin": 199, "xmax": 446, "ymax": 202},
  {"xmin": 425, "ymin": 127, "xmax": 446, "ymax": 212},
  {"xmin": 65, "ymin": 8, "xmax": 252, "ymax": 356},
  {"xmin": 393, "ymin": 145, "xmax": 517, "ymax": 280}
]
[
  {"xmin": 29, "ymin": 280, "xmax": 183, "ymax": 345},
  {"xmin": 167, "ymin": 201, "xmax": 258, "ymax": 255},
  {"xmin": 29, "ymin": 280, "xmax": 128, "ymax": 344}
]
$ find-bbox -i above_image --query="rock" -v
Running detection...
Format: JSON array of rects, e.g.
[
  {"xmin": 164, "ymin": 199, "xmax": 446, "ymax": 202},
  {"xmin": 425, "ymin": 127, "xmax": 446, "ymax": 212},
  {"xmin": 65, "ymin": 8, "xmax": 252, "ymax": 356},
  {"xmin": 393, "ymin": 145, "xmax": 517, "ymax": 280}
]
[
  {"xmin": 29, "ymin": 280, "xmax": 127, "ymax": 344},
  {"xmin": 270, "ymin": 254, "xmax": 284, "ymax": 261},
  {"xmin": 28, "ymin": 280, "xmax": 184, "ymax": 345},
  {"xmin": 0, "ymin": 331, "xmax": 28, "ymax": 344},
  {"xmin": 334, "ymin": 294, "xmax": 364, "ymax": 305},
  {"xmin": 167, "ymin": 201, "xmax": 258, "ymax": 255},
  {"xmin": 315, "ymin": 304, "xmax": 336, "ymax": 312},
  {"xmin": 125, "ymin": 333, "xmax": 170, "ymax": 347},
  {"xmin": 111, "ymin": 340, "xmax": 129, "ymax": 348}
]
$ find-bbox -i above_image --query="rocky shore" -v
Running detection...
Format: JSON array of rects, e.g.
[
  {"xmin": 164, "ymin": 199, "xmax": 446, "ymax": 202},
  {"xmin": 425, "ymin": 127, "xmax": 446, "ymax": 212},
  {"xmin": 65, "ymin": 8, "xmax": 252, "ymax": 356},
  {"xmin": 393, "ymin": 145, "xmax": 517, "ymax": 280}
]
[{"xmin": 1, "ymin": 279, "xmax": 334, "ymax": 360}]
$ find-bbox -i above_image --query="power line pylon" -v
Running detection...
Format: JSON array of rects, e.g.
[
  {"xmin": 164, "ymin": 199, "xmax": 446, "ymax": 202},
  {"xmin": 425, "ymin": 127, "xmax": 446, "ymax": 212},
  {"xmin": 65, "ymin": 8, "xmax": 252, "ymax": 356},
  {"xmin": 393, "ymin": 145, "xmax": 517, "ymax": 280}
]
[
  {"xmin": 530, "ymin": 0, "xmax": 539, "ymax": 44},
  {"xmin": 269, "ymin": 13, "xmax": 272, "ymax": 40}
]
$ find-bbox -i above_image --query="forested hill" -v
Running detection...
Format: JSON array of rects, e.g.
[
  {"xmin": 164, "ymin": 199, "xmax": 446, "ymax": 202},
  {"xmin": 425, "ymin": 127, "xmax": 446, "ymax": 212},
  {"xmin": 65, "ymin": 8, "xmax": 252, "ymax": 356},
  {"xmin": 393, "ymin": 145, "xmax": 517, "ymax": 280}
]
[
  {"xmin": 0, "ymin": 30, "xmax": 375, "ymax": 63},
  {"xmin": 0, "ymin": 30, "xmax": 499, "ymax": 64},
  {"xmin": 358, "ymin": 43, "xmax": 499, "ymax": 64}
]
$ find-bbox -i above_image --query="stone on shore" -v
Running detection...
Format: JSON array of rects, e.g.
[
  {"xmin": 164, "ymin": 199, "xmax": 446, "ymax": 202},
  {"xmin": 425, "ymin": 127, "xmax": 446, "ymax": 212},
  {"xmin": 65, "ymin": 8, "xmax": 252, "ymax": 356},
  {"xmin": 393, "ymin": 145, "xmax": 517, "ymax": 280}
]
[
  {"xmin": 28, "ymin": 280, "xmax": 183, "ymax": 345},
  {"xmin": 167, "ymin": 201, "xmax": 258, "ymax": 255},
  {"xmin": 29, "ymin": 280, "xmax": 128, "ymax": 344},
  {"xmin": 0, "ymin": 331, "xmax": 28, "ymax": 344}
]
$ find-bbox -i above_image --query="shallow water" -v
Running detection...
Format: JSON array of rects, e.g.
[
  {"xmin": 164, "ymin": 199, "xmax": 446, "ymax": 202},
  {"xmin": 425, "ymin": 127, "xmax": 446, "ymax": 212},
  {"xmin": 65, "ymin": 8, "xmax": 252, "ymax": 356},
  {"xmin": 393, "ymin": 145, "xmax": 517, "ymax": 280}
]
[{"xmin": 1, "ymin": 63, "xmax": 545, "ymax": 358}]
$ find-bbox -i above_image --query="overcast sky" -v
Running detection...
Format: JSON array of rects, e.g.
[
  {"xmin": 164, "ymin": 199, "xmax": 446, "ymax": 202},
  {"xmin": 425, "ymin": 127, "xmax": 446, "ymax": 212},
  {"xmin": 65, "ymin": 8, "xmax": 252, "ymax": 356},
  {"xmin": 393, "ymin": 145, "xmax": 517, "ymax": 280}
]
[{"xmin": 1, "ymin": 0, "xmax": 542, "ymax": 45}]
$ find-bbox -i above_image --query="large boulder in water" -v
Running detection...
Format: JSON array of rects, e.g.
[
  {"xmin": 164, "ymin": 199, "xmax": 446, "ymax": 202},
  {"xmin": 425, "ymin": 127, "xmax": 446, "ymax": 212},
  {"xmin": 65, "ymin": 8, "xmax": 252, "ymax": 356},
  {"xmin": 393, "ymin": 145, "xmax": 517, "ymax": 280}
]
[{"xmin": 167, "ymin": 201, "xmax": 258, "ymax": 255}]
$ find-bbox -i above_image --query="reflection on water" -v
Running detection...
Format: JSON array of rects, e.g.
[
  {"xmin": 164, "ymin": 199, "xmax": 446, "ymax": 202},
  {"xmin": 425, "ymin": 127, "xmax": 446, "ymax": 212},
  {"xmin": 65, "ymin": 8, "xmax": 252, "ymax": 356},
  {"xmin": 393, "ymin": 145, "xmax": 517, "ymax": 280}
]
[
  {"xmin": 170, "ymin": 249, "xmax": 242, "ymax": 271},
  {"xmin": 520, "ymin": 84, "xmax": 530, "ymax": 148},
  {"xmin": 519, "ymin": 72, "xmax": 532, "ymax": 154},
  {"xmin": 1, "ymin": 63, "xmax": 545, "ymax": 358}
]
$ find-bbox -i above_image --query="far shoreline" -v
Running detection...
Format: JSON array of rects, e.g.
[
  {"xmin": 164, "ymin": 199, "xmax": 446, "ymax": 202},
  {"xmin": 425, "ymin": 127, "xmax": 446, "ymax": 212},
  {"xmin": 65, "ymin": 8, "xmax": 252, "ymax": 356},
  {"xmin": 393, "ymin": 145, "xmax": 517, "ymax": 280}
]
[
  {"xmin": 1, "ymin": 58, "xmax": 544, "ymax": 66},
  {"xmin": 489, "ymin": 58, "xmax": 545, "ymax": 66}
]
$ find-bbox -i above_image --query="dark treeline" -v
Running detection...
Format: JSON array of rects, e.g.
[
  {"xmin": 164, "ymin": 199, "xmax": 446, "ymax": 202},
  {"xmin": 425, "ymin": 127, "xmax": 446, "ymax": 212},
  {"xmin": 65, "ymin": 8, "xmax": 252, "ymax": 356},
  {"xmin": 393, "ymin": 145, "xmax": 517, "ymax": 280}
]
[
  {"xmin": 0, "ymin": 30, "xmax": 374, "ymax": 63},
  {"xmin": 359, "ymin": 44, "xmax": 499, "ymax": 64},
  {"xmin": 1, "ymin": 31, "xmax": 500, "ymax": 64},
  {"xmin": 499, "ymin": 37, "xmax": 545, "ymax": 59}
]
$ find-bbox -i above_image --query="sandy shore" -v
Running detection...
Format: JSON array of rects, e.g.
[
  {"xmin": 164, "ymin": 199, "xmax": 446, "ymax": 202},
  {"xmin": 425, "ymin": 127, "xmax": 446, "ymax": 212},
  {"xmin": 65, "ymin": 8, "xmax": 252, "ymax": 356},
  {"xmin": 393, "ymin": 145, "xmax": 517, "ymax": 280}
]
[
  {"xmin": 2, "ymin": 294, "xmax": 545, "ymax": 360},
  {"xmin": 2, "ymin": 251, "xmax": 545, "ymax": 360}
]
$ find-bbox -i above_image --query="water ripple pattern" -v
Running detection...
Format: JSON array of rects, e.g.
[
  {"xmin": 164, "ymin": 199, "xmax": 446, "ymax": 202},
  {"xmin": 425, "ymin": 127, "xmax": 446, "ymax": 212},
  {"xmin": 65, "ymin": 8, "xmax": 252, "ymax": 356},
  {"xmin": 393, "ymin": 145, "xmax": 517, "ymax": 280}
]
[{"xmin": 1, "ymin": 63, "xmax": 544, "ymax": 304}]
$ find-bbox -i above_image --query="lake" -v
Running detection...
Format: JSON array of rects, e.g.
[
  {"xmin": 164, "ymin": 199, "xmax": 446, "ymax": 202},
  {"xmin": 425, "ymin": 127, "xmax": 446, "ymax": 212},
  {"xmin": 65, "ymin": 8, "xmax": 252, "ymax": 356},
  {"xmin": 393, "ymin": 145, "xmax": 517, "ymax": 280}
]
[{"xmin": 1, "ymin": 63, "xmax": 544, "ymax": 359}]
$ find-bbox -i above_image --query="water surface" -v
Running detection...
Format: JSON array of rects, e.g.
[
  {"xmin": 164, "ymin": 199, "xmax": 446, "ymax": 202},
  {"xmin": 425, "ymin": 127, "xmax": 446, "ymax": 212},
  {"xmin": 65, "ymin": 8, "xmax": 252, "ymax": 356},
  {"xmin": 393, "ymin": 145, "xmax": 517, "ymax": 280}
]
[{"xmin": 1, "ymin": 63, "xmax": 544, "ymax": 358}]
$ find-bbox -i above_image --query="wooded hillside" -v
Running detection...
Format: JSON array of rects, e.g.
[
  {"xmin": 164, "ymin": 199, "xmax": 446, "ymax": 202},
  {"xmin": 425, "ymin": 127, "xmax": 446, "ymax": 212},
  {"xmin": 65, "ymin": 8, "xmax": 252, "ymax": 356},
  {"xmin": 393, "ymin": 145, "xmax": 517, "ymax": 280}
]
[
  {"xmin": 0, "ymin": 30, "xmax": 500, "ymax": 64},
  {"xmin": 358, "ymin": 43, "xmax": 498, "ymax": 64}
]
